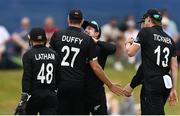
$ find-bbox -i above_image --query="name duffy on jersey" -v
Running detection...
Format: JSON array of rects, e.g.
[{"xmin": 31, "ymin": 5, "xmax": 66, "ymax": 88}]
[
  {"xmin": 62, "ymin": 35, "xmax": 83, "ymax": 44},
  {"xmin": 35, "ymin": 53, "xmax": 55, "ymax": 60}
]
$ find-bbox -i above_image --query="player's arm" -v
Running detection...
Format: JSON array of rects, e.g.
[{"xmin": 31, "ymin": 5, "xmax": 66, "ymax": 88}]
[
  {"xmin": 89, "ymin": 60, "xmax": 123, "ymax": 96},
  {"xmin": 22, "ymin": 52, "xmax": 32, "ymax": 94},
  {"xmin": 130, "ymin": 65, "xmax": 144, "ymax": 88},
  {"xmin": 97, "ymin": 41, "xmax": 116, "ymax": 55},
  {"xmin": 125, "ymin": 38, "xmax": 140, "ymax": 57},
  {"xmin": 168, "ymin": 56, "xmax": 178, "ymax": 106},
  {"xmin": 88, "ymin": 37, "xmax": 123, "ymax": 96},
  {"xmin": 15, "ymin": 52, "xmax": 32, "ymax": 115},
  {"xmin": 126, "ymin": 28, "xmax": 147, "ymax": 57},
  {"xmin": 123, "ymin": 65, "xmax": 144, "ymax": 97}
]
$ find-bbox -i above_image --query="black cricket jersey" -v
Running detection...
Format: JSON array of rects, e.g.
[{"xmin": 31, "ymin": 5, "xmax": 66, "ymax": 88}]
[
  {"xmin": 85, "ymin": 41, "xmax": 116, "ymax": 88},
  {"xmin": 50, "ymin": 26, "xmax": 97, "ymax": 87},
  {"xmin": 134, "ymin": 25, "xmax": 176, "ymax": 91},
  {"xmin": 22, "ymin": 45, "xmax": 59, "ymax": 94}
]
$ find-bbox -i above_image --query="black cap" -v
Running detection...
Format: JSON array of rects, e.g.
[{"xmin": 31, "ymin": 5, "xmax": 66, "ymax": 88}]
[
  {"xmin": 69, "ymin": 9, "xmax": 83, "ymax": 20},
  {"xmin": 29, "ymin": 27, "xmax": 47, "ymax": 42},
  {"xmin": 82, "ymin": 20, "xmax": 100, "ymax": 32},
  {"xmin": 82, "ymin": 20, "xmax": 101, "ymax": 38},
  {"xmin": 144, "ymin": 9, "xmax": 162, "ymax": 21},
  {"xmin": 137, "ymin": 14, "xmax": 146, "ymax": 23}
]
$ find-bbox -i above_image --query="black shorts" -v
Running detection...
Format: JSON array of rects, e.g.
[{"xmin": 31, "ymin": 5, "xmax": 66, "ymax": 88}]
[
  {"xmin": 57, "ymin": 82, "xmax": 85, "ymax": 115},
  {"xmin": 140, "ymin": 85, "xmax": 170, "ymax": 115},
  {"xmin": 26, "ymin": 89, "xmax": 58, "ymax": 115},
  {"xmin": 84, "ymin": 86, "xmax": 107, "ymax": 115}
]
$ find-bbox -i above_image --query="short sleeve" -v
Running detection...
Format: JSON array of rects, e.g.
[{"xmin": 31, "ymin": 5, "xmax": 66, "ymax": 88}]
[
  {"xmin": 134, "ymin": 28, "xmax": 147, "ymax": 45},
  {"xmin": 88, "ymin": 37, "xmax": 97, "ymax": 61}
]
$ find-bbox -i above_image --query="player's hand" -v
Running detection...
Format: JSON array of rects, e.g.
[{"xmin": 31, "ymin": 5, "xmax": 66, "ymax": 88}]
[
  {"xmin": 125, "ymin": 37, "xmax": 133, "ymax": 45},
  {"xmin": 14, "ymin": 93, "xmax": 31, "ymax": 115},
  {"xmin": 168, "ymin": 88, "xmax": 178, "ymax": 106},
  {"xmin": 123, "ymin": 83, "xmax": 133, "ymax": 97},
  {"xmin": 109, "ymin": 84, "xmax": 124, "ymax": 96},
  {"xmin": 15, "ymin": 102, "xmax": 27, "ymax": 115}
]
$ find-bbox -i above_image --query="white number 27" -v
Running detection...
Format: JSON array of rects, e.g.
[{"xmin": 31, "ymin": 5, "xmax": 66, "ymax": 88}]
[{"xmin": 61, "ymin": 46, "xmax": 80, "ymax": 68}]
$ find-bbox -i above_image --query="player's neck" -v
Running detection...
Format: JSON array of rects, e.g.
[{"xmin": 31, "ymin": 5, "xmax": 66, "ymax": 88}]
[
  {"xmin": 150, "ymin": 23, "xmax": 158, "ymax": 27},
  {"xmin": 68, "ymin": 24, "xmax": 81, "ymax": 28}
]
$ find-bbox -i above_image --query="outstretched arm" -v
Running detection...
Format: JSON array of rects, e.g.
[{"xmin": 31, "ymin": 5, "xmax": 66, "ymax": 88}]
[
  {"xmin": 168, "ymin": 56, "xmax": 178, "ymax": 106},
  {"xmin": 89, "ymin": 60, "xmax": 124, "ymax": 96}
]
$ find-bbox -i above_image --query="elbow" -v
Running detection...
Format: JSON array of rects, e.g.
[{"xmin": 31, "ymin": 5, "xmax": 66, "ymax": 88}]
[{"xmin": 90, "ymin": 61, "xmax": 102, "ymax": 73}]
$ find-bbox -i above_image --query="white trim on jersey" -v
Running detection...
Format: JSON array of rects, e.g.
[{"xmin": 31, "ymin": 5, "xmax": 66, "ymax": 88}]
[
  {"xmin": 92, "ymin": 57, "xmax": 98, "ymax": 61},
  {"xmin": 133, "ymin": 42, "xmax": 141, "ymax": 46}
]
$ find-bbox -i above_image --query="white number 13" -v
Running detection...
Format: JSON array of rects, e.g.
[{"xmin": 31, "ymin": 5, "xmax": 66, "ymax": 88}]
[{"xmin": 154, "ymin": 46, "xmax": 170, "ymax": 67}]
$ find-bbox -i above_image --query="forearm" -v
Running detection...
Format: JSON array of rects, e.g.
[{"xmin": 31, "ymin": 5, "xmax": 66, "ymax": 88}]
[
  {"xmin": 171, "ymin": 58, "xmax": 178, "ymax": 89},
  {"xmin": 94, "ymin": 66, "xmax": 112, "ymax": 87},
  {"xmin": 130, "ymin": 75, "xmax": 143, "ymax": 89},
  {"xmin": 91, "ymin": 61, "xmax": 113, "ymax": 88},
  {"xmin": 125, "ymin": 43, "xmax": 137, "ymax": 57},
  {"xmin": 130, "ymin": 65, "xmax": 144, "ymax": 88}
]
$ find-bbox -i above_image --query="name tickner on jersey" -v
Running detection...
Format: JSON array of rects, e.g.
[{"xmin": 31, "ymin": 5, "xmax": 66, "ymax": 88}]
[
  {"xmin": 153, "ymin": 34, "xmax": 172, "ymax": 44},
  {"xmin": 35, "ymin": 53, "xmax": 55, "ymax": 60},
  {"xmin": 62, "ymin": 35, "xmax": 83, "ymax": 44}
]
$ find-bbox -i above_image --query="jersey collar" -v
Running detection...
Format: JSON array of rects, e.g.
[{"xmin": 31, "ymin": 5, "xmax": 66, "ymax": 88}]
[
  {"xmin": 67, "ymin": 26, "xmax": 81, "ymax": 32},
  {"xmin": 33, "ymin": 44, "xmax": 45, "ymax": 48},
  {"xmin": 152, "ymin": 25, "xmax": 163, "ymax": 30}
]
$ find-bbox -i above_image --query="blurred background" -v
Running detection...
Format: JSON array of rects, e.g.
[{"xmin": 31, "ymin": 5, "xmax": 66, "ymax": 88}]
[{"xmin": 0, "ymin": 0, "xmax": 180, "ymax": 115}]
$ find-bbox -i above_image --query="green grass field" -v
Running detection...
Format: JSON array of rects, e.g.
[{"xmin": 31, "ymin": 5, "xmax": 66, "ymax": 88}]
[{"xmin": 0, "ymin": 63, "xmax": 179, "ymax": 114}]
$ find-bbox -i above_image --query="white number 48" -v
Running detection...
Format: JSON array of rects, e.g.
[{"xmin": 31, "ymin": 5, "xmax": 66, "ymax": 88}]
[{"xmin": 37, "ymin": 63, "xmax": 53, "ymax": 84}]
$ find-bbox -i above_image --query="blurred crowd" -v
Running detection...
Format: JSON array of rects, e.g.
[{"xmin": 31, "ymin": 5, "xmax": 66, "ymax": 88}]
[
  {"xmin": 0, "ymin": 16, "xmax": 59, "ymax": 68},
  {"xmin": 0, "ymin": 9, "xmax": 180, "ymax": 71}
]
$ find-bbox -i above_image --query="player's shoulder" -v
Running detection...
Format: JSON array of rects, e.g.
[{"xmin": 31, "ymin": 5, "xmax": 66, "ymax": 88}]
[
  {"xmin": 140, "ymin": 27, "xmax": 152, "ymax": 32},
  {"xmin": 81, "ymin": 32, "xmax": 91, "ymax": 39},
  {"xmin": 137, "ymin": 28, "xmax": 148, "ymax": 36},
  {"xmin": 83, "ymin": 33, "xmax": 94, "ymax": 44},
  {"xmin": 54, "ymin": 29, "xmax": 66, "ymax": 36},
  {"xmin": 22, "ymin": 48, "xmax": 33, "ymax": 59},
  {"xmin": 46, "ymin": 47, "xmax": 58, "ymax": 55}
]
